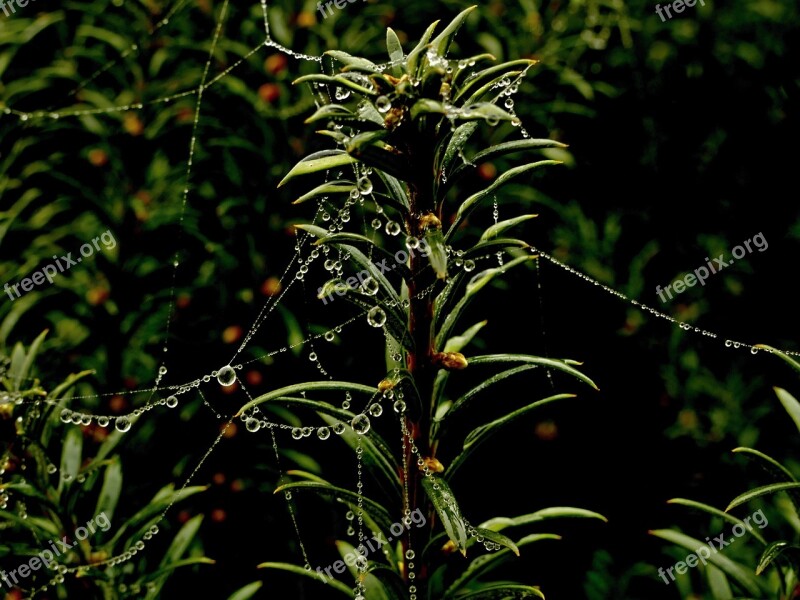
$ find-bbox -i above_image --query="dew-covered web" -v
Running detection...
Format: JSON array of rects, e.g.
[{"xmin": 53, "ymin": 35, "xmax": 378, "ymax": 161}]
[{"xmin": 3, "ymin": 1, "xmax": 799, "ymax": 598}]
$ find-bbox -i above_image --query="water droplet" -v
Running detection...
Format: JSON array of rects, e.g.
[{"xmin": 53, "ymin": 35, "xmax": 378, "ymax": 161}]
[
  {"xmin": 357, "ymin": 177, "xmax": 373, "ymax": 195},
  {"xmin": 351, "ymin": 414, "xmax": 371, "ymax": 434},
  {"xmin": 47, "ymin": 464, "xmax": 57, "ymax": 474},
  {"xmin": 325, "ymin": 331, "xmax": 336, "ymax": 342},
  {"xmin": 505, "ymin": 98, "xmax": 515, "ymax": 108},
  {"xmin": 60, "ymin": 409, "xmax": 72, "ymax": 423},
  {"xmin": 309, "ymin": 352, "xmax": 318, "ymax": 362},
  {"xmin": 486, "ymin": 115, "xmax": 500, "ymax": 126},
  {"xmin": 333, "ymin": 421, "xmax": 346, "ymax": 434},
  {"xmin": 361, "ymin": 276, "xmax": 380, "ymax": 296},
  {"xmin": 291, "ymin": 427, "xmax": 303, "ymax": 440},
  {"xmin": 385, "ymin": 221, "xmax": 401, "ymax": 236},
  {"xmin": 317, "ymin": 427, "xmax": 331, "ymax": 440},
  {"xmin": 724, "ymin": 340, "xmax": 732, "ymax": 347},
  {"xmin": 750, "ymin": 347, "xmax": 759, "ymax": 354},
  {"xmin": 335, "ymin": 87, "xmax": 351, "ymax": 101},
  {"xmin": 217, "ymin": 365, "xmax": 236, "ymax": 386},
  {"xmin": 166, "ymin": 396, "xmax": 178, "ymax": 408},
  {"xmin": 367, "ymin": 306, "xmax": 387, "ymax": 327},
  {"xmin": 115, "ymin": 417, "xmax": 132, "ymax": 432},
  {"xmin": 159, "ymin": 366, "xmax": 168, "ymax": 375},
  {"xmin": 463, "ymin": 259, "xmax": 475, "ymax": 272},
  {"xmin": 405, "ymin": 549, "xmax": 415, "ymax": 559},
  {"xmin": 246, "ymin": 418, "xmax": 261, "ymax": 432},
  {"xmin": 371, "ymin": 218, "xmax": 382, "ymax": 229},
  {"xmin": 369, "ymin": 403, "xmax": 383, "ymax": 417},
  {"xmin": 733, "ymin": 342, "xmax": 740, "ymax": 349},
  {"xmin": 375, "ymin": 96, "xmax": 391, "ymax": 113},
  {"xmin": 393, "ymin": 399, "xmax": 406, "ymax": 413}
]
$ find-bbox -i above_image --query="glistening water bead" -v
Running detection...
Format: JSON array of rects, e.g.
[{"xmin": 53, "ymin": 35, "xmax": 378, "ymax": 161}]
[
  {"xmin": 115, "ymin": 417, "xmax": 132, "ymax": 432},
  {"xmin": 367, "ymin": 306, "xmax": 387, "ymax": 328},
  {"xmin": 351, "ymin": 414, "xmax": 371, "ymax": 435},
  {"xmin": 216, "ymin": 365, "xmax": 237, "ymax": 386}
]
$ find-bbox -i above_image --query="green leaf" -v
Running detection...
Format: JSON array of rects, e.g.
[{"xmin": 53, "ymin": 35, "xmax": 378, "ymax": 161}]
[
  {"xmin": 452, "ymin": 583, "xmax": 545, "ymax": 599},
  {"xmin": 411, "ymin": 98, "xmax": 447, "ymax": 120},
  {"xmin": 450, "ymin": 139, "xmax": 567, "ymax": 185},
  {"xmin": 94, "ymin": 458, "xmax": 123, "ymax": 524},
  {"xmin": 345, "ymin": 130, "xmax": 390, "ymax": 154},
  {"xmin": 58, "ymin": 426, "xmax": 83, "ymax": 495},
  {"xmin": 756, "ymin": 541, "xmax": 800, "ymax": 576},
  {"xmin": 258, "ymin": 562, "xmax": 353, "ymax": 595},
  {"xmin": 480, "ymin": 507, "xmax": 607, "ymax": 532},
  {"xmin": 454, "ymin": 59, "xmax": 537, "ymax": 102},
  {"xmin": 274, "ymin": 481, "xmax": 394, "ymax": 532},
  {"xmin": 336, "ymin": 540, "xmax": 392, "ymax": 600},
  {"xmin": 666, "ymin": 498, "xmax": 767, "ymax": 545},
  {"xmin": 446, "ymin": 160, "xmax": 562, "ymax": 241},
  {"xmin": 226, "ymin": 581, "xmax": 263, "ymax": 600},
  {"xmin": 458, "ymin": 102, "xmax": 515, "ymax": 122},
  {"xmin": 706, "ymin": 565, "xmax": 733, "ymax": 599},
  {"xmin": 406, "ymin": 20, "xmax": 440, "ymax": 78},
  {"xmin": 430, "ymin": 5, "xmax": 477, "ymax": 57},
  {"xmin": 293, "ymin": 180, "xmax": 354, "ymax": 205},
  {"xmin": 756, "ymin": 345, "xmax": 800, "ymax": 375},
  {"xmin": 448, "ymin": 394, "xmax": 578, "ymax": 476},
  {"xmin": 386, "ymin": 28, "xmax": 404, "ymax": 66},
  {"xmin": 425, "ymin": 226, "xmax": 448, "ymax": 279},
  {"xmin": 775, "ymin": 387, "xmax": 800, "ymax": 434},
  {"xmin": 304, "ymin": 103, "xmax": 355, "ymax": 124},
  {"xmin": 236, "ymin": 381, "xmax": 378, "ymax": 417},
  {"xmin": 442, "ymin": 533, "xmax": 557, "ymax": 598},
  {"xmin": 109, "ymin": 484, "xmax": 207, "ymax": 548},
  {"xmin": 421, "ymin": 475, "xmax": 468, "ymax": 555},
  {"xmin": 443, "ymin": 320, "xmax": 488, "ymax": 354},
  {"xmin": 649, "ymin": 529, "xmax": 764, "ymax": 596},
  {"xmin": 278, "ymin": 150, "xmax": 358, "ymax": 187},
  {"xmin": 475, "ymin": 527, "xmax": 519, "ymax": 555},
  {"xmin": 480, "ymin": 215, "xmax": 538, "ymax": 241},
  {"xmin": 325, "ymin": 50, "xmax": 380, "ymax": 73},
  {"xmin": 294, "ymin": 73, "xmax": 378, "ymax": 97},
  {"xmin": 144, "ymin": 515, "xmax": 205, "ymax": 600},
  {"xmin": 18, "ymin": 329, "xmax": 48, "ymax": 390},
  {"xmin": 438, "ymin": 121, "xmax": 479, "ymax": 178},
  {"xmin": 727, "ymin": 482, "xmax": 800, "ymax": 512}
]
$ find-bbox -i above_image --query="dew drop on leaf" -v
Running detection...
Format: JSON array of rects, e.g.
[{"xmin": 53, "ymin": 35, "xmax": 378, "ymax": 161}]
[
  {"xmin": 115, "ymin": 417, "xmax": 132, "ymax": 433},
  {"xmin": 367, "ymin": 306, "xmax": 387, "ymax": 327},
  {"xmin": 375, "ymin": 95, "xmax": 391, "ymax": 113}
]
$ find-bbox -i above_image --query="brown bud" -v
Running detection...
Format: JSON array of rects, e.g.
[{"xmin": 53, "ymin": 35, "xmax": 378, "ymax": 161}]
[
  {"xmin": 423, "ymin": 457, "xmax": 445, "ymax": 473},
  {"xmin": 419, "ymin": 213, "xmax": 441, "ymax": 231},
  {"xmin": 433, "ymin": 352, "xmax": 468, "ymax": 371},
  {"xmin": 378, "ymin": 378, "xmax": 395, "ymax": 392}
]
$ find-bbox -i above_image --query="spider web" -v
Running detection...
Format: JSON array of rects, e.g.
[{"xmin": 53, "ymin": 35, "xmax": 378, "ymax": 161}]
[{"xmin": 1, "ymin": 1, "xmax": 797, "ymax": 598}]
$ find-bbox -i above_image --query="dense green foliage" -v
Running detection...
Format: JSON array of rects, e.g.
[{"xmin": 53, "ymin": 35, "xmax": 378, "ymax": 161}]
[{"xmin": 0, "ymin": 0, "xmax": 798, "ymax": 598}]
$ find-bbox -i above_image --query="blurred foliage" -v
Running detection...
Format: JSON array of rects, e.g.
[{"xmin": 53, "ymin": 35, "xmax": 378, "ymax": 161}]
[{"xmin": 0, "ymin": 0, "xmax": 797, "ymax": 598}]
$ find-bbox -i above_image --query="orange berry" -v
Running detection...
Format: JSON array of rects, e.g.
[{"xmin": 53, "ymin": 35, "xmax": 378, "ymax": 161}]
[
  {"xmin": 88, "ymin": 149, "xmax": 108, "ymax": 167},
  {"xmin": 477, "ymin": 162, "xmax": 497, "ymax": 181},
  {"xmin": 211, "ymin": 508, "xmax": 226, "ymax": 523},
  {"xmin": 258, "ymin": 83, "xmax": 281, "ymax": 104},
  {"xmin": 222, "ymin": 325, "xmax": 243, "ymax": 344},
  {"xmin": 296, "ymin": 11, "xmax": 315, "ymax": 27},
  {"xmin": 261, "ymin": 276, "xmax": 282, "ymax": 296},
  {"xmin": 109, "ymin": 395, "xmax": 127, "ymax": 413},
  {"xmin": 264, "ymin": 53, "xmax": 288, "ymax": 75},
  {"xmin": 534, "ymin": 420, "xmax": 558, "ymax": 441},
  {"xmin": 246, "ymin": 370, "xmax": 263, "ymax": 386},
  {"xmin": 212, "ymin": 472, "xmax": 226, "ymax": 485},
  {"xmin": 123, "ymin": 113, "xmax": 144, "ymax": 136}
]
